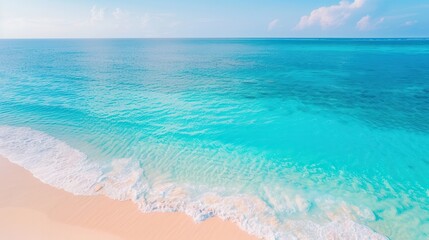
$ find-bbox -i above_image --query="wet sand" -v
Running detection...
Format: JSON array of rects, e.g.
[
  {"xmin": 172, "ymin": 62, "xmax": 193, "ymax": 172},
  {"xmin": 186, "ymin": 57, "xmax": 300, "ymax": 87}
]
[{"xmin": 0, "ymin": 156, "xmax": 258, "ymax": 240}]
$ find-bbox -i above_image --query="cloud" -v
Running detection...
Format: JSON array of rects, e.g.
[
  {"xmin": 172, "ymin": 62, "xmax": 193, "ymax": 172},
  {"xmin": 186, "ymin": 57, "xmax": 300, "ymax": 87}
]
[
  {"xmin": 112, "ymin": 8, "xmax": 127, "ymax": 20},
  {"xmin": 91, "ymin": 6, "xmax": 105, "ymax": 23},
  {"xmin": 137, "ymin": 13, "xmax": 180, "ymax": 37},
  {"xmin": 141, "ymin": 13, "xmax": 150, "ymax": 28},
  {"xmin": 296, "ymin": 0, "xmax": 366, "ymax": 30},
  {"xmin": 356, "ymin": 15, "xmax": 371, "ymax": 30},
  {"xmin": 268, "ymin": 19, "xmax": 279, "ymax": 31},
  {"xmin": 0, "ymin": 7, "xmax": 179, "ymax": 38},
  {"xmin": 356, "ymin": 15, "xmax": 384, "ymax": 31},
  {"xmin": 0, "ymin": 17, "xmax": 83, "ymax": 38},
  {"xmin": 401, "ymin": 20, "xmax": 418, "ymax": 27}
]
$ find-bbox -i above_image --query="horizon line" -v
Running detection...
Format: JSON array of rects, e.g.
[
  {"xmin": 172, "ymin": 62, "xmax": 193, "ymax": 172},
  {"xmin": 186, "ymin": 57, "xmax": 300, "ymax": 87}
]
[{"xmin": 1, "ymin": 37, "xmax": 429, "ymax": 40}]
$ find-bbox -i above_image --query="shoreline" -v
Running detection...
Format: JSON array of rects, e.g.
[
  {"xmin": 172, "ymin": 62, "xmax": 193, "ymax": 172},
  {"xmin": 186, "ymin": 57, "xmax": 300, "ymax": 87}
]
[{"xmin": 0, "ymin": 156, "xmax": 258, "ymax": 240}]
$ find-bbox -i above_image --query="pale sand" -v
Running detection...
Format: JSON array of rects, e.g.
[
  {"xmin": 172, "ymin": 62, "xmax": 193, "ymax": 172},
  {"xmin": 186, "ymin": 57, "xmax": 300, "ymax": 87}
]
[{"xmin": 0, "ymin": 156, "xmax": 258, "ymax": 240}]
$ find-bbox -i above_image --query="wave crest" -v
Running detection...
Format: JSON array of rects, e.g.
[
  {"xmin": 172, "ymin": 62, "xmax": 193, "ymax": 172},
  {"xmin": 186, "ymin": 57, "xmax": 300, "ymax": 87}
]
[{"xmin": 0, "ymin": 126, "xmax": 387, "ymax": 240}]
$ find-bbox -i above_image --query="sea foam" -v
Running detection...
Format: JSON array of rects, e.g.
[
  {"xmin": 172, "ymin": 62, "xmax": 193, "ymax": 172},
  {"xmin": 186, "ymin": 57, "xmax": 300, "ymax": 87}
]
[{"xmin": 0, "ymin": 125, "xmax": 388, "ymax": 240}]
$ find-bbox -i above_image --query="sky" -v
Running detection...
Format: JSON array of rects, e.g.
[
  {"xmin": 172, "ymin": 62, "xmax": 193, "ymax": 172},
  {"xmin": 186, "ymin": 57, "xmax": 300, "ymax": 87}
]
[{"xmin": 0, "ymin": 0, "xmax": 428, "ymax": 38}]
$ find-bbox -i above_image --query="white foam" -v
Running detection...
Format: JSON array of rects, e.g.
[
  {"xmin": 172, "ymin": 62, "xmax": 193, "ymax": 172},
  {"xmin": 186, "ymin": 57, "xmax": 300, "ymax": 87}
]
[
  {"xmin": 0, "ymin": 126, "xmax": 102, "ymax": 195},
  {"xmin": 0, "ymin": 125, "xmax": 388, "ymax": 240}
]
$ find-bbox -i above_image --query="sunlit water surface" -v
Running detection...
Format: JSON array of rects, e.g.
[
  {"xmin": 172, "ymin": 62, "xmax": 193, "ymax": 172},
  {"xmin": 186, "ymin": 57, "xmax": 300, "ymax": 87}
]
[{"xmin": 0, "ymin": 39, "xmax": 428, "ymax": 239}]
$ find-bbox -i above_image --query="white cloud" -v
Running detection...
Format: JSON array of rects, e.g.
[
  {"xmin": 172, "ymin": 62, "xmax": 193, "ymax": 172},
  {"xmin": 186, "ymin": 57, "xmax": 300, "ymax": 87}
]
[
  {"xmin": 141, "ymin": 13, "xmax": 150, "ymax": 28},
  {"xmin": 401, "ymin": 20, "xmax": 418, "ymax": 27},
  {"xmin": 268, "ymin": 19, "xmax": 279, "ymax": 31},
  {"xmin": 137, "ymin": 13, "xmax": 180, "ymax": 37},
  {"xmin": 113, "ymin": 8, "xmax": 127, "ymax": 20},
  {"xmin": 356, "ymin": 15, "xmax": 384, "ymax": 31},
  {"xmin": 0, "ymin": 17, "xmax": 79, "ymax": 38},
  {"xmin": 0, "ymin": 8, "xmax": 179, "ymax": 38},
  {"xmin": 356, "ymin": 15, "xmax": 371, "ymax": 30},
  {"xmin": 91, "ymin": 6, "xmax": 105, "ymax": 23},
  {"xmin": 296, "ymin": 0, "xmax": 366, "ymax": 30}
]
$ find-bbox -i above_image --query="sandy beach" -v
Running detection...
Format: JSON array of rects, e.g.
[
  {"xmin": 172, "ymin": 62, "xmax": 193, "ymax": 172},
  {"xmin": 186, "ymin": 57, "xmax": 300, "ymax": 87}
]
[{"xmin": 0, "ymin": 156, "xmax": 258, "ymax": 240}]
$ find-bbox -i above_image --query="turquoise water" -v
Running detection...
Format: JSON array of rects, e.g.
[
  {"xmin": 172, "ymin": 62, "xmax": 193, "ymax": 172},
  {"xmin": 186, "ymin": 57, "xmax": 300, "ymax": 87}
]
[{"xmin": 0, "ymin": 39, "xmax": 428, "ymax": 239}]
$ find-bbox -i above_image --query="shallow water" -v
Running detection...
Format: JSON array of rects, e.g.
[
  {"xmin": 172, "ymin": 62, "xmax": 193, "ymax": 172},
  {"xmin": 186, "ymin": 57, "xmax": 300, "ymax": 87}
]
[{"xmin": 0, "ymin": 39, "xmax": 428, "ymax": 239}]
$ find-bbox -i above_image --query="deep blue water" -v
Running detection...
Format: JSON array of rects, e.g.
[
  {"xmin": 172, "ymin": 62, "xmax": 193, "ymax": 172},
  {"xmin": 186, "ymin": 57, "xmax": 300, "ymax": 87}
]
[{"xmin": 0, "ymin": 39, "xmax": 428, "ymax": 239}]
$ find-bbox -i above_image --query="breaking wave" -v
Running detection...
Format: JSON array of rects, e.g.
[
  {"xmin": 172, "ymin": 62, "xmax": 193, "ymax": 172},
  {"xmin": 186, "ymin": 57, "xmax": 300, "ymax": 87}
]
[{"xmin": 0, "ymin": 125, "xmax": 387, "ymax": 240}]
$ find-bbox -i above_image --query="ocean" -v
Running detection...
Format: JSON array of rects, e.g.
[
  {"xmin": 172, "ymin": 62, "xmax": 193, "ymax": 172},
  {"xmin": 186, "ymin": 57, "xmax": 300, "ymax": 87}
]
[{"xmin": 0, "ymin": 39, "xmax": 428, "ymax": 239}]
